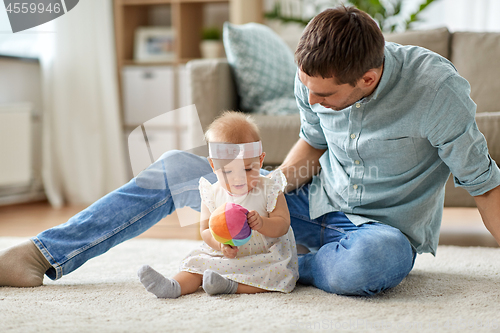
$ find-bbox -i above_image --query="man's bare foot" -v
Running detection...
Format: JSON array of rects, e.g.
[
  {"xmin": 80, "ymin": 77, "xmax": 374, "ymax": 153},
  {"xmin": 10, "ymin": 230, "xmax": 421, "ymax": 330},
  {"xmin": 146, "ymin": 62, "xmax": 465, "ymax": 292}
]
[{"xmin": 0, "ymin": 240, "xmax": 52, "ymax": 287}]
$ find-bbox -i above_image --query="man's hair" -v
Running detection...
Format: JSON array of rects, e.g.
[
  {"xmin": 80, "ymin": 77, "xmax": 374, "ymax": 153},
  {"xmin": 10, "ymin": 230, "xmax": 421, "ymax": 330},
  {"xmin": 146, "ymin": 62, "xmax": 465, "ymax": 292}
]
[
  {"xmin": 295, "ymin": 5, "xmax": 385, "ymax": 86},
  {"xmin": 205, "ymin": 111, "xmax": 261, "ymax": 144}
]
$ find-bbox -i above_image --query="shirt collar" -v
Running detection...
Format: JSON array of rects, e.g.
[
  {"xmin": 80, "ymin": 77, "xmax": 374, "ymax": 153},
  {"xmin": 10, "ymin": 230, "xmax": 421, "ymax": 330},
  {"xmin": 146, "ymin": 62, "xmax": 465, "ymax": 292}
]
[{"xmin": 370, "ymin": 43, "xmax": 396, "ymax": 101}]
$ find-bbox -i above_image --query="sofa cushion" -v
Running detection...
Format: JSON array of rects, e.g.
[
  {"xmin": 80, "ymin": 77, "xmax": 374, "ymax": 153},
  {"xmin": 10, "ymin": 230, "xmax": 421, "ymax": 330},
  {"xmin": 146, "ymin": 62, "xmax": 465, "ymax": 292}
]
[
  {"xmin": 187, "ymin": 59, "xmax": 238, "ymax": 132},
  {"xmin": 451, "ymin": 32, "xmax": 500, "ymax": 113},
  {"xmin": 252, "ymin": 114, "xmax": 301, "ymax": 165},
  {"xmin": 384, "ymin": 27, "xmax": 451, "ymax": 59},
  {"xmin": 255, "ymin": 97, "xmax": 299, "ymax": 116},
  {"xmin": 223, "ymin": 22, "xmax": 298, "ymax": 115}
]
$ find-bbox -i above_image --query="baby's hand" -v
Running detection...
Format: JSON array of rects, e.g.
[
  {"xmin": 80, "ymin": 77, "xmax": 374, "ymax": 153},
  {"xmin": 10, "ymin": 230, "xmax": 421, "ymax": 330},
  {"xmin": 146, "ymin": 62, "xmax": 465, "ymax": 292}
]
[
  {"xmin": 221, "ymin": 244, "xmax": 238, "ymax": 259},
  {"xmin": 247, "ymin": 210, "xmax": 264, "ymax": 231}
]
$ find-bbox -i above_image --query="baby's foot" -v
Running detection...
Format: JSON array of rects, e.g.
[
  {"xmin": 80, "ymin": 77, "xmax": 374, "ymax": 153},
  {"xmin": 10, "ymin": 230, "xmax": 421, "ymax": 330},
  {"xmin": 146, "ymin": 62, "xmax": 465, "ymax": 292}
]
[
  {"xmin": 202, "ymin": 270, "xmax": 238, "ymax": 295},
  {"xmin": 137, "ymin": 265, "xmax": 181, "ymax": 298},
  {"xmin": 0, "ymin": 240, "xmax": 52, "ymax": 287}
]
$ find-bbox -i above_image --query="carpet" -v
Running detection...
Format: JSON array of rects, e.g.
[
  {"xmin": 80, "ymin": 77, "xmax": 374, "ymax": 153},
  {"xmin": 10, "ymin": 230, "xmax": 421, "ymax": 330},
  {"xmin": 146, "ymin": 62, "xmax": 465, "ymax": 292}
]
[{"xmin": 1, "ymin": 237, "xmax": 500, "ymax": 333}]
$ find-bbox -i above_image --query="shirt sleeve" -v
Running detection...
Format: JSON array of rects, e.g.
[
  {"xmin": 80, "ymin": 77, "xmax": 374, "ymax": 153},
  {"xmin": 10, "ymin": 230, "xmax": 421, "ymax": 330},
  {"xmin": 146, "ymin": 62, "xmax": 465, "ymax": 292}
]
[
  {"xmin": 294, "ymin": 71, "xmax": 328, "ymax": 150},
  {"xmin": 423, "ymin": 74, "xmax": 500, "ymax": 196}
]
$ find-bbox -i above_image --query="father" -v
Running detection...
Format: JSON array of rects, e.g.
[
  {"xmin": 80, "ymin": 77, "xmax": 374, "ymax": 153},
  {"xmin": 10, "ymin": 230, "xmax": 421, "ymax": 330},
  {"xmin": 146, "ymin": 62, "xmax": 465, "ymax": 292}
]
[{"xmin": 1, "ymin": 5, "xmax": 500, "ymax": 296}]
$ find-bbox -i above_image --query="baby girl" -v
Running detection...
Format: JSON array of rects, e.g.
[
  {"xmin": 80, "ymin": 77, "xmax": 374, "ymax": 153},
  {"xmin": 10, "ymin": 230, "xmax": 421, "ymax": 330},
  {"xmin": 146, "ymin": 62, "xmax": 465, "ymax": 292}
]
[{"xmin": 138, "ymin": 111, "xmax": 298, "ymax": 298}]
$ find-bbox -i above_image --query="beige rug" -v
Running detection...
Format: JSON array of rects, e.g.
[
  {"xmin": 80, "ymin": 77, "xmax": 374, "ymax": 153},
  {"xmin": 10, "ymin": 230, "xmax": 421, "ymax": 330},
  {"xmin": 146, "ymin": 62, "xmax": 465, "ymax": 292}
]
[{"xmin": 1, "ymin": 237, "xmax": 500, "ymax": 333}]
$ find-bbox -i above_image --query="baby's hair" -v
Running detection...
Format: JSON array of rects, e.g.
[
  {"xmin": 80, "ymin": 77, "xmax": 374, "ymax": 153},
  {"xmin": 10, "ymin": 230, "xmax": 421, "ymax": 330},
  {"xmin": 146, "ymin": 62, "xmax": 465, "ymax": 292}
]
[{"xmin": 205, "ymin": 111, "xmax": 261, "ymax": 144}]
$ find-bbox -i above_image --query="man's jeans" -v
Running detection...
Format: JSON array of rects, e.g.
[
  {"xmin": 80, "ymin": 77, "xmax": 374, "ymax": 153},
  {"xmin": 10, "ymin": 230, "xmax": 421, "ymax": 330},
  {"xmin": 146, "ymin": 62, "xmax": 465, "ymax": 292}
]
[{"xmin": 32, "ymin": 150, "xmax": 415, "ymax": 296}]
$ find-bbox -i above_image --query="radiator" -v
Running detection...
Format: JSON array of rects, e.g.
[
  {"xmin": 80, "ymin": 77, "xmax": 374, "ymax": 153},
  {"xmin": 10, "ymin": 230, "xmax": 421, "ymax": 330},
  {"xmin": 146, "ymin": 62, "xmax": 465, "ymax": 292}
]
[{"xmin": 0, "ymin": 104, "xmax": 32, "ymax": 187}]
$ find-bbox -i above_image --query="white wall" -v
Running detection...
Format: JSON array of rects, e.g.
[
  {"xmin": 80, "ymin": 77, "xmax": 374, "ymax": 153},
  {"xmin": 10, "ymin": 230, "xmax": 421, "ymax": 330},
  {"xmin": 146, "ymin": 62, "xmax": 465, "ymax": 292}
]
[
  {"xmin": 0, "ymin": 5, "xmax": 10, "ymax": 32},
  {"xmin": 0, "ymin": 4, "xmax": 53, "ymax": 59},
  {"xmin": 0, "ymin": 58, "xmax": 44, "ymax": 204},
  {"xmin": 0, "ymin": 58, "xmax": 42, "ymax": 112},
  {"xmin": 413, "ymin": 0, "xmax": 500, "ymax": 32}
]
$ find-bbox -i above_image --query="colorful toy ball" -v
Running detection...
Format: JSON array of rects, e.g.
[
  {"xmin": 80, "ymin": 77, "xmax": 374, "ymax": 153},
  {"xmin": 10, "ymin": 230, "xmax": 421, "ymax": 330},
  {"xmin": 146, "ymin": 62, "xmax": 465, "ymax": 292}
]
[{"xmin": 209, "ymin": 202, "xmax": 252, "ymax": 247}]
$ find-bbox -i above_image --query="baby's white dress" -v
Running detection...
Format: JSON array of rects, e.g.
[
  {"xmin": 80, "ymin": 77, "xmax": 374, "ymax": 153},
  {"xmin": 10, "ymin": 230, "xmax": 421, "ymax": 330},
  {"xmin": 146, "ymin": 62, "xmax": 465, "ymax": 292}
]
[{"xmin": 179, "ymin": 170, "xmax": 299, "ymax": 293}]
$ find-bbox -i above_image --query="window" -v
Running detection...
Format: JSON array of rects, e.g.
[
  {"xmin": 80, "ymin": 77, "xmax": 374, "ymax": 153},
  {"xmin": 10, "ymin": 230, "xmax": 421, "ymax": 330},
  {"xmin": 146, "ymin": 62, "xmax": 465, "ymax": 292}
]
[{"xmin": 0, "ymin": 5, "xmax": 52, "ymax": 59}]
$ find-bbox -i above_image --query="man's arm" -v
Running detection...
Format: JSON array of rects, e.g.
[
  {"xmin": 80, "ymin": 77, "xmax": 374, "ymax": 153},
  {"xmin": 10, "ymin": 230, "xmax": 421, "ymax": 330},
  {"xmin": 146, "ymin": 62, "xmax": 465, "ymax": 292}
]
[
  {"xmin": 278, "ymin": 138, "xmax": 326, "ymax": 193},
  {"xmin": 474, "ymin": 185, "xmax": 500, "ymax": 245}
]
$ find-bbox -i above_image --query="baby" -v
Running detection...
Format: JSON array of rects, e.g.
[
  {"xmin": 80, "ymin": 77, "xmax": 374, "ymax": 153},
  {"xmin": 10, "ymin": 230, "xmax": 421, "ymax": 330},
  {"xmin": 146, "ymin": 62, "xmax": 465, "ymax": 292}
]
[{"xmin": 138, "ymin": 111, "xmax": 298, "ymax": 298}]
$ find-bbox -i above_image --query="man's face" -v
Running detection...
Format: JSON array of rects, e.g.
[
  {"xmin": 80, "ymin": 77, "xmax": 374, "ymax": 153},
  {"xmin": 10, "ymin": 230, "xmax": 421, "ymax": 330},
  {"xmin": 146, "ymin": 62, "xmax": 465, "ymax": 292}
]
[{"xmin": 299, "ymin": 70, "xmax": 366, "ymax": 111}]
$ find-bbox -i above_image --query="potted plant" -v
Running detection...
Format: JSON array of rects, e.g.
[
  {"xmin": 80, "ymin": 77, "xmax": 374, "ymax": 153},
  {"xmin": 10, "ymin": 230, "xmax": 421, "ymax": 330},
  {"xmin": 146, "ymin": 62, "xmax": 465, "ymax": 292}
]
[
  {"xmin": 200, "ymin": 26, "xmax": 222, "ymax": 59},
  {"xmin": 265, "ymin": 0, "xmax": 437, "ymax": 32}
]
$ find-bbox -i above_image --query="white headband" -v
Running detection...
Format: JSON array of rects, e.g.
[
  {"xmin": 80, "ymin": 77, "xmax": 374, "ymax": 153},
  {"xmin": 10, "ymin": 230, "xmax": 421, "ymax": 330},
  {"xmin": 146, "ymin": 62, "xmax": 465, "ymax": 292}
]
[{"xmin": 208, "ymin": 141, "xmax": 262, "ymax": 159}]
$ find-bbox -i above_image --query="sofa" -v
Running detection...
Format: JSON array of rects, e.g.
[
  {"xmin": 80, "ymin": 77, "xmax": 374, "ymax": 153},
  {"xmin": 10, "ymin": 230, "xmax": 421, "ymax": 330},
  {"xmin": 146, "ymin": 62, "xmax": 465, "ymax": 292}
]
[{"xmin": 186, "ymin": 27, "xmax": 500, "ymax": 208}]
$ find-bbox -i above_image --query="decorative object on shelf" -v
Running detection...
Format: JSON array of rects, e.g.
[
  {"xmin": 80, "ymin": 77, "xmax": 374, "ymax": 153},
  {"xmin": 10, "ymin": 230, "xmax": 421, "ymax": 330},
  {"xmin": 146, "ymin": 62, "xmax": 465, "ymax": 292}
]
[
  {"xmin": 134, "ymin": 27, "xmax": 175, "ymax": 63},
  {"xmin": 264, "ymin": 0, "xmax": 437, "ymax": 32},
  {"xmin": 200, "ymin": 26, "xmax": 223, "ymax": 59}
]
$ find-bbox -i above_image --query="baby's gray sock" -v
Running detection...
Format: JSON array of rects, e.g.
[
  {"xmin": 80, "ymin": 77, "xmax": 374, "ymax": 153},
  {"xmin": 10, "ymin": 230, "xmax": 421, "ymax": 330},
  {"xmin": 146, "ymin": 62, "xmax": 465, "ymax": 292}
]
[
  {"xmin": 202, "ymin": 270, "xmax": 238, "ymax": 295},
  {"xmin": 137, "ymin": 265, "xmax": 181, "ymax": 299}
]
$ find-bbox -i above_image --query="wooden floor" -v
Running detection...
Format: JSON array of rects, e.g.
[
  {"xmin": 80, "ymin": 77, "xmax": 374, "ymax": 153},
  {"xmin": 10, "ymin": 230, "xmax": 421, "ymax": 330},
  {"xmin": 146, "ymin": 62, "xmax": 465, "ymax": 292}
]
[
  {"xmin": 440, "ymin": 207, "xmax": 498, "ymax": 247},
  {"xmin": 0, "ymin": 201, "xmax": 497, "ymax": 247},
  {"xmin": 0, "ymin": 201, "xmax": 201, "ymax": 240}
]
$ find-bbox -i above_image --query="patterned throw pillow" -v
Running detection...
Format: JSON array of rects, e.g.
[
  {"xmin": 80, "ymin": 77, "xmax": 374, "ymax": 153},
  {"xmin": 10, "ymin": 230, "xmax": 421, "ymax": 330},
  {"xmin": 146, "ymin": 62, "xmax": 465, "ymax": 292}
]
[
  {"xmin": 254, "ymin": 97, "xmax": 299, "ymax": 115},
  {"xmin": 223, "ymin": 22, "xmax": 298, "ymax": 115}
]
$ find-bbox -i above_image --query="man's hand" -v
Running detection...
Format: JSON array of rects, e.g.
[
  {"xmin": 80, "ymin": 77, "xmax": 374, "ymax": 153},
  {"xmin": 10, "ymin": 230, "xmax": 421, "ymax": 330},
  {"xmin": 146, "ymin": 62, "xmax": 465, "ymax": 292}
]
[
  {"xmin": 247, "ymin": 210, "xmax": 264, "ymax": 231},
  {"xmin": 220, "ymin": 244, "xmax": 238, "ymax": 259}
]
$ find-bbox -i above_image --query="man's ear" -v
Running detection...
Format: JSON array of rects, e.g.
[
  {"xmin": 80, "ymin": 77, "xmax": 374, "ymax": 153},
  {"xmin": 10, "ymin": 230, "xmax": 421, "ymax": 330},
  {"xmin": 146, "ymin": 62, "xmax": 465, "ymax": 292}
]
[{"xmin": 360, "ymin": 69, "xmax": 379, "ymax": 88}]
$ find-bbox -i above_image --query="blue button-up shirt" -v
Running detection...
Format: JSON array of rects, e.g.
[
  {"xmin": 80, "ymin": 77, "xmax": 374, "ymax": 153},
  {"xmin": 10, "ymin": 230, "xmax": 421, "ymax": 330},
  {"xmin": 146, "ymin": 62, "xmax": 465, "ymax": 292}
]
[{"xmin": 296, "ymin": 42, "xmax": 500, "ymax": 254}]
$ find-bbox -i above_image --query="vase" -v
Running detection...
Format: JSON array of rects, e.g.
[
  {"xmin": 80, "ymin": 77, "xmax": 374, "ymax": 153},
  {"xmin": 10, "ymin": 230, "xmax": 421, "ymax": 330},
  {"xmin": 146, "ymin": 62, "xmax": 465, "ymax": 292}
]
[{"xmin": 200, "ymin": 40, "xmax": 223, "ymax": 59}]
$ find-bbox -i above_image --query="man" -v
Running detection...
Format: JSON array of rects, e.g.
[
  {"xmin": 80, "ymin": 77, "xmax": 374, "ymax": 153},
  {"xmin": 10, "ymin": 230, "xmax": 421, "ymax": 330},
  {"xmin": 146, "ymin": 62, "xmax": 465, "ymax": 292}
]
[
  {"xmin": 1, "ymin": 5, "xmax": 499, "ymax": 296},
  {"xmin": 280, "ymin": 5, "xmax": 500, "ymax": 295}
]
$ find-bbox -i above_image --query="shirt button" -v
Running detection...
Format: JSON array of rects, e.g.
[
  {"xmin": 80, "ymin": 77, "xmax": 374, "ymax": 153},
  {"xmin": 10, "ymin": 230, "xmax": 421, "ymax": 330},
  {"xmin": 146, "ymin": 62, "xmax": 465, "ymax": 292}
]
[
  {"xmin": 350, "ymin": 134, "xmax": 356, "ymax": 139},
  {"xmin": 355, "ymin": 103, "xmax": 361, "ymax": 108},
  {"xmin": 354, "ymin": 160, "xmax": 360, "ymax": 165},
  {"xmin": 353, "ymin": 184, "xmax": 358, "ymax": 190}
]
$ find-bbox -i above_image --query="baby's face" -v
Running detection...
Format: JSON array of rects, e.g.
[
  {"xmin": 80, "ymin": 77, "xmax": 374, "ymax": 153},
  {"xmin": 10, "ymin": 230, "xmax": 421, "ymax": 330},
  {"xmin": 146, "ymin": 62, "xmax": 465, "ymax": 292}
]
[{"xmin": 212, "ymin": 156, "xmax": 263, "ymax": 196}]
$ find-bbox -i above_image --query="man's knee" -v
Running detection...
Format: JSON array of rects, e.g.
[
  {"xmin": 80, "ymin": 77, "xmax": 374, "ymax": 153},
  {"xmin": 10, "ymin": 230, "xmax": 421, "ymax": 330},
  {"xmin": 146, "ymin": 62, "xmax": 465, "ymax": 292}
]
[
  {"xmin": 318, "ymin": 227, "xmax": 414, "ymax": 295},
  {"xmin": 319, "ymin": 256, "xmax": 391, "ymax": 296}
]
